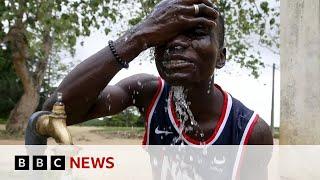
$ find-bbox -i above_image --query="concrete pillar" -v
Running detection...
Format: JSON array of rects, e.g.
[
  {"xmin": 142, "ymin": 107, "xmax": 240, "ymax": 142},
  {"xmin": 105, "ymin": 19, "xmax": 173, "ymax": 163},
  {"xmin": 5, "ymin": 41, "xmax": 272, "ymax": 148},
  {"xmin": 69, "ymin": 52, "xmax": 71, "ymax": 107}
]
[{"xmin": 280, "ymin": 0, "xmax": 320, "ymax": 144}]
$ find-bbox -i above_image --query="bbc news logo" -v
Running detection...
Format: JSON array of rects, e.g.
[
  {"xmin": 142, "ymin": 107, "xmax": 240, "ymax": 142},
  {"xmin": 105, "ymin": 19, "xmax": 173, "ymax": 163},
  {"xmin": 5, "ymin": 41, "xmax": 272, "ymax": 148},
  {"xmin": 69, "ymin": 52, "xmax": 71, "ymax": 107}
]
[
  {"xmin": 15, "ymin": 156, "xmax": 114, "ymax": 170},
  {"xmin": 15, "ymin": 156, "xmax": 65, "ymax": 170}
]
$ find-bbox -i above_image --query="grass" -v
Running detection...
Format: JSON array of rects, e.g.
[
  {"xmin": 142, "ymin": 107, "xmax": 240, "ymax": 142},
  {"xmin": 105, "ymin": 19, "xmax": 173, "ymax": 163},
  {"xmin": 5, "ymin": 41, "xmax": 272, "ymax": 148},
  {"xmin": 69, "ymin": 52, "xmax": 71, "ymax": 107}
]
[
  {"xmin": 0, "ymin": 118, "xmax": 6, "ymax": 124},
  {"xmin": 78, "ymin": 119, "xmax": 107, "ymax": 127},
  {"xmin": 92, "ymin": 126, "xmax": 145, "ymax": 139},
  {"xmin": 0, "ymin": 130, "xmax": 23, "ymax": 140},
  {"xmin": 273, "ymin": 127, "xmax": 280, "ymax": 139}
]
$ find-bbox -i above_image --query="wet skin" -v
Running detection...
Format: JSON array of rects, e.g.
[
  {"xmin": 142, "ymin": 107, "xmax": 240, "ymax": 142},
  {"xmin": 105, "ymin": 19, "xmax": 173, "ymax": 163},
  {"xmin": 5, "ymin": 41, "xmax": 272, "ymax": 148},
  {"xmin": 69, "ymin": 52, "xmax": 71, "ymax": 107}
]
[{"xmin": 43, "ymin": 0, "xmax": 273, "ymax": 146}]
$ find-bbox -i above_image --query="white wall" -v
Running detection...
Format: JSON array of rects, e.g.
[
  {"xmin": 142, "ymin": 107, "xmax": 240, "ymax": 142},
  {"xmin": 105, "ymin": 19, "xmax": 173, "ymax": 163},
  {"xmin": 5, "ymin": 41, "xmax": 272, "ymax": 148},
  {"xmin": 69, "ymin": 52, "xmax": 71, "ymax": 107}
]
[{"xmin": 280, "ymin": 0, "xmax": 320, "ymax": 144}]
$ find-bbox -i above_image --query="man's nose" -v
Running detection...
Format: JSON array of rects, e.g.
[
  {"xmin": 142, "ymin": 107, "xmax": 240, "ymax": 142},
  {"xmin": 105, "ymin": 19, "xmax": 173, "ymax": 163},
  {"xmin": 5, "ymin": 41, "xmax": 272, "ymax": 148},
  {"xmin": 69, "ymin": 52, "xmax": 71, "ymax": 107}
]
[{"xmin": 167, "ymin": 35, "xmax": 190, "ymax": 52}]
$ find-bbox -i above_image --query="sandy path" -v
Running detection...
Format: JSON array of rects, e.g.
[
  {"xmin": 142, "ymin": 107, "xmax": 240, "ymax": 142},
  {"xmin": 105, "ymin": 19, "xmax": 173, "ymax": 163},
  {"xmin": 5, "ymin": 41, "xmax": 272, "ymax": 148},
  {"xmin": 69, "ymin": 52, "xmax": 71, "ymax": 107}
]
[{"xmin": 0, "ymin": 125, "xmax": 141, "ymax": 145}]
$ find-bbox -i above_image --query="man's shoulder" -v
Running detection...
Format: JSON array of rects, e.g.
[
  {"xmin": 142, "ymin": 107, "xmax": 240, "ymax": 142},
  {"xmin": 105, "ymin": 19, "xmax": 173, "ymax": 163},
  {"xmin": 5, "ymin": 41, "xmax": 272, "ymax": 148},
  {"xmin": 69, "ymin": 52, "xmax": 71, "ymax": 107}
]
[
  {"xmin": 228, "ymin": 94, "xmax": 255, "ymax": 118},
  {"xmin": 247, "ymin": 118, "xmax": 273, "ymax": 145}
]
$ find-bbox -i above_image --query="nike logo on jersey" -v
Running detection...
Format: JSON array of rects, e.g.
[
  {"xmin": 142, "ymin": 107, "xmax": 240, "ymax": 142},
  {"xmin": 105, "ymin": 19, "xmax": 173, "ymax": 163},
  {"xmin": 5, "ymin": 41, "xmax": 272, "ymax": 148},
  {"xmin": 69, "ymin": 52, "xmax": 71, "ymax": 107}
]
[{"xmin": 155, "ymin": 126, "xmax": 173, "ymax": 136}]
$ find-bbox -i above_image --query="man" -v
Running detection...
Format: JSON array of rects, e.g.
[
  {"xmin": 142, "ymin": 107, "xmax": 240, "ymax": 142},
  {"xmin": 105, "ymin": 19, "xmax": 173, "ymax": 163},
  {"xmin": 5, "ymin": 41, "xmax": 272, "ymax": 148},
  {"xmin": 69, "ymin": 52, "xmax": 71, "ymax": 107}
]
[
  {"xmin": 43, "ymin": 0, "xmax": 272, "ymax": 146},
  {"xmin": 36, "ymin": 0, "xmax": 273, "ymax": 179}
]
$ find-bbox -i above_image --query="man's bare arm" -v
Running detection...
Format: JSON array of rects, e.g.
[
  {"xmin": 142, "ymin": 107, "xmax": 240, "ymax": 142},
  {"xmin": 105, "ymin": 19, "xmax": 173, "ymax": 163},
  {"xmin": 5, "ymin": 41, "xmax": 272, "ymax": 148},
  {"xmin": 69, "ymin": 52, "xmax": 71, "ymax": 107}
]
[
  {"xmin": 83, "ymin": 74, "xmax": 159, "ymax": 122},
  {"xmin": 242, "ymin": 118, "xmax": 273, "ymax": 180},
  {"xmin": 42, "ymin": 33, "xmax": 143, "ymax": 125}
]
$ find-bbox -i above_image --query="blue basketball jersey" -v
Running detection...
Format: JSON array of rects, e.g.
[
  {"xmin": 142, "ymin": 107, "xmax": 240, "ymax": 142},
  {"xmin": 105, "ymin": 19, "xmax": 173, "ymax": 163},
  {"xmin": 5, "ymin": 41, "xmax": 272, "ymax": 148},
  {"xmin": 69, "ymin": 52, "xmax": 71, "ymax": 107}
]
[
  {"xmin": 142, "ymin": 78, "xmax": 259, "ymax": 146},
  {"xmin": 143, "ymin": 78, "xmax": 261, "ymax": 180}
]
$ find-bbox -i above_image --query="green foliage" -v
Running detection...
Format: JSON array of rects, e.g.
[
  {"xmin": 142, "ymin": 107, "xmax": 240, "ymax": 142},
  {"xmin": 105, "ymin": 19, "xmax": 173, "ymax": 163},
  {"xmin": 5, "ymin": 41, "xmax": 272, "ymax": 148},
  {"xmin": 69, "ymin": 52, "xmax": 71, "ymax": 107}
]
[
  {"xmin": 105, "ymin": 107, "xmax": 143, "ymax": 127},
  {"xmin": 125, "ymin": 0, "xmax": 280, "ymax": 78},
  {"xmin": 79, "ymin": 107, "xmax": 143, "ymax": 127},
  {"xmin": 0, "ymin": 117, "xmax": 6, "ymax": 124},
  {"xmin": 0, "ymin": 0, "xmax": 122, "ymax": 75},
  {"xmin": 0, "ymin": 47, "xmax": 23, "ymax": 118},
  {"xmin": 274, "ymin": 127, "xmax": 279, "ymax": 139}
]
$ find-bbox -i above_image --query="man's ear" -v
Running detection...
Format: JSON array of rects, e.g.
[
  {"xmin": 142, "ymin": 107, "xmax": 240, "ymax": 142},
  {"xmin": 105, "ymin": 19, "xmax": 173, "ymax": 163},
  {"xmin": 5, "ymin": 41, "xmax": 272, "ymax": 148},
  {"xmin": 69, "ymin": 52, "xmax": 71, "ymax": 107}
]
[{"xmin": 215, "ymin": 48, "xmax": 226, "ymax": 69}]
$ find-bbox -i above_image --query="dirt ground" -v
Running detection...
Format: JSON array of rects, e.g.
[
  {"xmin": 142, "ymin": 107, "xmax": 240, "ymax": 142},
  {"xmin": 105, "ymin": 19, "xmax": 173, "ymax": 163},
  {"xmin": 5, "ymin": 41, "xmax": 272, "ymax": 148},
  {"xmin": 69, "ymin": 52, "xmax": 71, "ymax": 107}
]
[{"xmin": 0, "ymin": 125, "xmax": 141, "ymax": 145}]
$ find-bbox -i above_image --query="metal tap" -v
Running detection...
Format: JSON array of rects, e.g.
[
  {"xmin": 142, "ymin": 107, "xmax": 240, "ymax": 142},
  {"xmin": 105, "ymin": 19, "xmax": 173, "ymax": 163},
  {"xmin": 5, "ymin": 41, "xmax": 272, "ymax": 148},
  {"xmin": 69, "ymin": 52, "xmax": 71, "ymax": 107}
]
[{"xmin": 35, "ymin": 92, "xmax": 73, "ymax": 145}]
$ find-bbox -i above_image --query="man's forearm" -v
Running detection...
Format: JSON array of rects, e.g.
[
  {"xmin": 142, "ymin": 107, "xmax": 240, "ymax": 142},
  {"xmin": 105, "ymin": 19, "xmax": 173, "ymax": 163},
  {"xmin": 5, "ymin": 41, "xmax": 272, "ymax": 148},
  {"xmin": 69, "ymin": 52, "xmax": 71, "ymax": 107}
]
[{"xmin": 42, "ymin": 32, "xmax": 143, "ymax": 125}]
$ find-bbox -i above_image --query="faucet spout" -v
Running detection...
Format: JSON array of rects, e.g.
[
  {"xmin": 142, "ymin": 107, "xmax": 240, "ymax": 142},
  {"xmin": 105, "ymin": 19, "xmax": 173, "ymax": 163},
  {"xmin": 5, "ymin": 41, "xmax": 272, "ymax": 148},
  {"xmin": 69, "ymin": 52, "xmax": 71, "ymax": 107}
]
[{"xmin": 35, "ymin": 93, "xmax": 73, "ymax": 145}]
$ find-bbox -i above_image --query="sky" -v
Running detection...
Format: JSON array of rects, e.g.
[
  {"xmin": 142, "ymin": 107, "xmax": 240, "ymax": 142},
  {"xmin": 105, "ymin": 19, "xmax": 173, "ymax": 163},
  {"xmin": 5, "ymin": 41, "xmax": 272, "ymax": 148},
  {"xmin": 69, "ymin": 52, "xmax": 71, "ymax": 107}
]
[{"xmin": 60, "ymin": 1, "xmax": 280, "ymax": 127}]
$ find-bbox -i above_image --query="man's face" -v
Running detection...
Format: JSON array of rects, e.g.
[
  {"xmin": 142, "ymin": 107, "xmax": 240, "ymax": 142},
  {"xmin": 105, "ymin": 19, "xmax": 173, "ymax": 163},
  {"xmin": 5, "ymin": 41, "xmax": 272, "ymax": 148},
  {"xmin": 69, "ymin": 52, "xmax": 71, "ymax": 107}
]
[{"xmin": 155, "ymin": 24, "xmax": 224, "ymax": 87}]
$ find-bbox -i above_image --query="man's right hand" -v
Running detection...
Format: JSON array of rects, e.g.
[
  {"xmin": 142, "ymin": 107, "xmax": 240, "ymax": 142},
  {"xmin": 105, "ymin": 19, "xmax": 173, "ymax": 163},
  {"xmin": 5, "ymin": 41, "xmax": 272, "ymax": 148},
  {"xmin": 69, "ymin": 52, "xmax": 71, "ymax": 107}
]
[{"xmin": 134, "ymin": 0, "xmax": 219, "ymax": 49}]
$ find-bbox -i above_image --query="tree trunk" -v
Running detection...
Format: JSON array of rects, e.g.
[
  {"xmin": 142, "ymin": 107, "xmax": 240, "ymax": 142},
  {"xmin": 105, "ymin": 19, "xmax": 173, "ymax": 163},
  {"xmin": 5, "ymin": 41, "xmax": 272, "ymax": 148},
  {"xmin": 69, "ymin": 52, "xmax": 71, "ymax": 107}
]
[
  {"xmin": 6, "ymin": 90, "xmax": 39, "ymax": 134},
  {"xmin": 4, "ymin": 3, "xmax": 52, "ymax": 134},
  {"xmin": 5, "ymin": 36, "xmax": 51, "ymax": 134},
  {"xmin": 5, "ymin": 33, "xmax": 39, "ymax": 134}
]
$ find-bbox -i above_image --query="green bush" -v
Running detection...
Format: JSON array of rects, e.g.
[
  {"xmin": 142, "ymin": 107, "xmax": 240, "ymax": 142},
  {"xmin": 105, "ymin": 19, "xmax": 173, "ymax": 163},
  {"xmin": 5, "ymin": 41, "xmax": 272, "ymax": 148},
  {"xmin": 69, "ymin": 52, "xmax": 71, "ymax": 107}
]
[{"xmin": 78, "ymin": 107, "xmax": 143, "ymax": 127}]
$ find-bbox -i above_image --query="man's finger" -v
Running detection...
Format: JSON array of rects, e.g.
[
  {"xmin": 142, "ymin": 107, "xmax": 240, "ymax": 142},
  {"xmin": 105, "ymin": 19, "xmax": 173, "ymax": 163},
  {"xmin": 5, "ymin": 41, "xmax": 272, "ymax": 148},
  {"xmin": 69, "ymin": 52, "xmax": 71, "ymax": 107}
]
[
  {"xmin": 178, "ymin": 15, "xmax": 217, "ymax": 28},
  {"xmin": 178, "ymin": 4, "xmax": 219, "ymax": 20},
  {"xmin": 197, "ymin": 3, "xmax": 219, "ymax": 19},
  {"xmin": 182, "ymin": 0, "xmax": 214, "ymax": 7}
]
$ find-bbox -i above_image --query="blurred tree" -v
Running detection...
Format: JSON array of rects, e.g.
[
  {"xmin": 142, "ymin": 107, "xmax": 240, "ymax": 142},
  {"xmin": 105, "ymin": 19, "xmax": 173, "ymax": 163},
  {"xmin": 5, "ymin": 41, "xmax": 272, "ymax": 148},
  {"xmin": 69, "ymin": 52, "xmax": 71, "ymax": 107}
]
[
  {"xmin": 127, "ymin": 0, "xmax": 280, "ymax": 78},
  {"xmin": 0, "ymin": 0, "xmax": 120, "ymax": 134},
  {"xmin": 0, "ymin": 47, "xmax": 23, "ymax": 118},
  {"xmin": 105, "ymin": 107, "xmax": 143, "ymax": 127}
]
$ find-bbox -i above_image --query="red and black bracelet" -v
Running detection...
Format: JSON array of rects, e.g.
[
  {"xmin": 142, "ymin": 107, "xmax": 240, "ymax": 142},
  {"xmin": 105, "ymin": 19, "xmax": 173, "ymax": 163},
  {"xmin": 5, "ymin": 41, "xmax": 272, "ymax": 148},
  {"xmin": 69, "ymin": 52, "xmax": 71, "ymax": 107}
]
[{"xmin": 108, "ymin": 40, "xmax": 129, "ymax": 69}]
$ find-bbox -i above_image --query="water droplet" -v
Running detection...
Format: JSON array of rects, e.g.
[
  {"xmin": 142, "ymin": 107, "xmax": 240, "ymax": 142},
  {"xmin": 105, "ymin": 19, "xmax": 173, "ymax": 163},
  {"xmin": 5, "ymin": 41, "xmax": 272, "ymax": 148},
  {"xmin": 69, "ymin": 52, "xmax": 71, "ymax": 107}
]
[
  {"xmin": 57, "ymin": 92, "xmax": 63, "ymax": 102},
  {"xmin": 143, "ymin": 43, "xmax": 148, "ymax": 50},
  {"xmin": 153, "ymin": 158, "xmax": 158, "ymax": 166},
  {"xmin": 137, "ymin": 81, "xmax": 142, "ymax": 86},
  {"xmin": 189, "ymin": 156, "xmax": 193, "ymax": 162}
]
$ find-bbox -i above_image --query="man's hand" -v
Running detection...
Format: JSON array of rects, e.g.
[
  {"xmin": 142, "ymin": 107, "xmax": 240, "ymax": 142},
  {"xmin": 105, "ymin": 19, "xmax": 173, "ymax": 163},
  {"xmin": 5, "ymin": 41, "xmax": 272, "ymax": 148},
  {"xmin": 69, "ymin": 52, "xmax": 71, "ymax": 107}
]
[{"xmin": 135, "ymin": 0, "xmax": 219, "ymax": 49}]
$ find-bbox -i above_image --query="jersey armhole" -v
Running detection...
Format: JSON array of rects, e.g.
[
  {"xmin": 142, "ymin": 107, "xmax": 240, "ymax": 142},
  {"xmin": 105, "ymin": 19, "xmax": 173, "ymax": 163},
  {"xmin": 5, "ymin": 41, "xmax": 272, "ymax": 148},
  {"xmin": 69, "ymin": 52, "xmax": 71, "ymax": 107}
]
[
  {"xmin": 142, "ymin": 77, "xmax": 163, "ymax": 145},
  {"xmin": 242, "ymin": 113, "xmax": 260, "ymax": 145},
  {"xmin": 144, "ymin": 77, "xmax": 163, "ymax": 118}
]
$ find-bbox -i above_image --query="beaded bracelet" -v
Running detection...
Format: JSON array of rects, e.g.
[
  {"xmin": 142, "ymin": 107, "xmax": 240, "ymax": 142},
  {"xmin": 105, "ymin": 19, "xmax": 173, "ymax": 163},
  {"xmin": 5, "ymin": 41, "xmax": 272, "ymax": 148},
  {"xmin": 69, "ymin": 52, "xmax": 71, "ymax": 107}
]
[{"xmin": 108, "ymin": 40, "xmax": 129, "ymax": 69}]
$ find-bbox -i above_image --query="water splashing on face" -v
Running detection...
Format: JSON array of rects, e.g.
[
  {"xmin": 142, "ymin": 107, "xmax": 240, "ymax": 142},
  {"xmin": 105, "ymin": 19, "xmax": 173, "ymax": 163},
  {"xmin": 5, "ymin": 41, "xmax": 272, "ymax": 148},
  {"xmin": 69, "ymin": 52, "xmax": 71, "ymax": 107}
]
[{"xmin": 171, "ymin": 86, "xmax": 205, "ymax": 144}]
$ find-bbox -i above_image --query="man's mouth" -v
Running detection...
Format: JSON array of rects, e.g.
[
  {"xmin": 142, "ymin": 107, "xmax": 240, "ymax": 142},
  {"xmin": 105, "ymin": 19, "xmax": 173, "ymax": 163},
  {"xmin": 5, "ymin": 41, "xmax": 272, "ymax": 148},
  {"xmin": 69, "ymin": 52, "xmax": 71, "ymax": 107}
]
[{"xmin": 162, "ymin": 59, "xmax": 195, "ymax": 69}]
